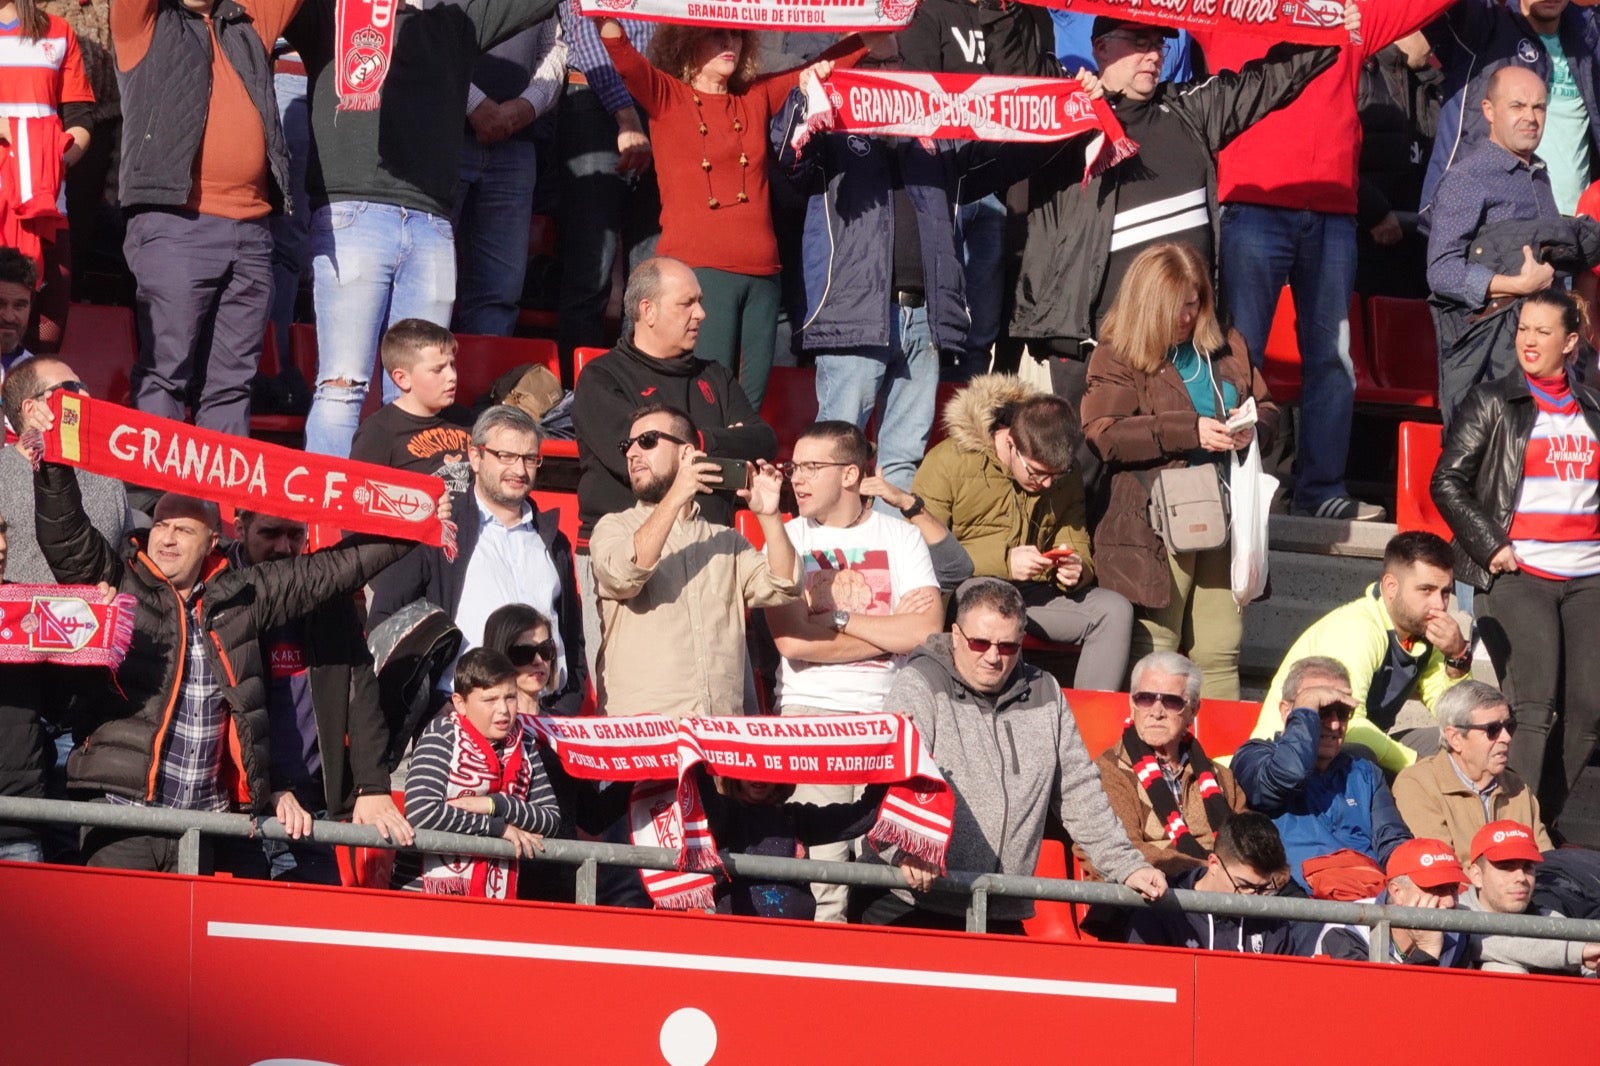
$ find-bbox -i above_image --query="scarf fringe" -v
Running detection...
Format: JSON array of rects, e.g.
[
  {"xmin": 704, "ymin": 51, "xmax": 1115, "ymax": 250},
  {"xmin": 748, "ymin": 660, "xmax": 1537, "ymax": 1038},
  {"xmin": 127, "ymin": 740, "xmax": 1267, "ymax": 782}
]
[
  {"xmin": 336, "ymin": 92, "xmax": 383, "ymax": 113},
  {"xmin": 868, "ymin": 821, "xmax": 947, "ymax": 871},
  {"xmin": 1087, "ymin": 134, "xmax": 1139, "ymax": 182}
]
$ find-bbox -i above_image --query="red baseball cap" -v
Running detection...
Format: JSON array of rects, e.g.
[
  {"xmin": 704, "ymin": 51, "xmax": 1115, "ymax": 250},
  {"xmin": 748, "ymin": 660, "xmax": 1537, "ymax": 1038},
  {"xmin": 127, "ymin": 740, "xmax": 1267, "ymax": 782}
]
[
  {"xmin": 1386, "ymin": 838, "xmax": 1466, "ymax": 889},
  {"xmin": 1469, "ymin": 820, "xmax": 1545, "ymax": 865}
]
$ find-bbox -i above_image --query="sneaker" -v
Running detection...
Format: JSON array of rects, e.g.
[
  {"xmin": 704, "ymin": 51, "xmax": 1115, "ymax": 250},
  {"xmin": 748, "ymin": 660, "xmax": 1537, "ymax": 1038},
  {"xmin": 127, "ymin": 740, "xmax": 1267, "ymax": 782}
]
[{"xmin": 1293, "ymin": 495, "xmax": 1388, "ymax": 521}]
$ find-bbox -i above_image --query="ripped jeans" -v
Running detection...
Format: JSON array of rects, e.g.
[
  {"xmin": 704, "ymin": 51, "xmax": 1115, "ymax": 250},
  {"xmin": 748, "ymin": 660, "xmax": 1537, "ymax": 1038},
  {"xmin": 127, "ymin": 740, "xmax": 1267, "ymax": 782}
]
[{"xmin": 304, "ymin": 201, "xmax": 457, "ymax": 457}]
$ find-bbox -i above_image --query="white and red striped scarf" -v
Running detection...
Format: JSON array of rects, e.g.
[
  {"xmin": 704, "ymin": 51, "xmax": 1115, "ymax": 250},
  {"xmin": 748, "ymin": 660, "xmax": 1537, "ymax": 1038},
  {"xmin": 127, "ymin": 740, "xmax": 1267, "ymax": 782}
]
[
  {"xmin": 528, "ymin": 713, "xmax": 953, "ymax": 910},
  {"xmin": 420, "ymin": 712, "xmax": 533, "ymax": 899},
  {"xmin": 1122, "ymin": 723, "xmax": 1230, "ymax": 861}
]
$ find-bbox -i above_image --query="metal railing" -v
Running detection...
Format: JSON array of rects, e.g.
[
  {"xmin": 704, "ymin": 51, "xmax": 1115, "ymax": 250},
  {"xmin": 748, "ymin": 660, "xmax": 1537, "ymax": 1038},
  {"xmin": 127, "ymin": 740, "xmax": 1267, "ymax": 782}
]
[{"xmin": 4, "ymin": 795, "xmax": 1598, "ymax": 966}]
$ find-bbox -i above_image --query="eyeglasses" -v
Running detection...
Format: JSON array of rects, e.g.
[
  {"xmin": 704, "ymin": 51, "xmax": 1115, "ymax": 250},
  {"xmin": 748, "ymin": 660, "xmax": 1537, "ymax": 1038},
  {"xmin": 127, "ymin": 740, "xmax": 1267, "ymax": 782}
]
[
  {"xmin": 30, "ymin": 378, "xmax": 84, "ymax": 401},
  {"xmin": 1459, "ymin": 718, "xmax": 1518, "ymax": 741},
  {"xmin": 1018, "ymin": 453, "xmax": 1070, "ymax": 484},
  {"xmin": 618, "ymin": 430, "xmax": 690, "ymax": 455},
  {"xmin": 477, "ymin": 446, "xmax": 542, "ymax": 469},
  {"xmin": 1102, "ymin": 32, "xmax": 1171, "ymax": 57},
  {"xmin": 507, "ymin": 640, "xmax": 557, "ymax": 667},
  {"xmin": 777, "ymin": 460, "xmax": 853, "ymax": 480},
  {"xmin": 1131, "ymin": 691, "xmax": 1190, "ymax": 714},
  {"xmin": 1219, "ymin": 859, "xmax": 1280, "ymax": 896},
  {"xmin": 954, "ymin": 625, "xmax": 1022, "ymax": 657}
]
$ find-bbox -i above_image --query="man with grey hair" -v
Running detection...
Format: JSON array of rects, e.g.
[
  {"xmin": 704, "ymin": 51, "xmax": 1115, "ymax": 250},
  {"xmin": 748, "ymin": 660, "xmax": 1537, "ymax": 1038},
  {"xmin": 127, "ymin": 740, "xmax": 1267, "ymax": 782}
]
[
  {"xmin": 1393, "ymin": 680, "xmax": 1553, "ymax": 863},
  {"xmin": 1081, "ymin": 651, "xmax": 1247, "ymax": 884},
  {"xmin": 1233, "ymin": 655, "xmax": 1412, "ymax": 891},
  {"xmin": 571, "ymin": 256, "xmax": 777, "ymax": 679},
  {"xmin": 850, "ymin": 577, "xmax": 1168, "ymax": 931},
  {"xmin": 372, "ymin": 404, "xmax": 589, "ymax": 714}
]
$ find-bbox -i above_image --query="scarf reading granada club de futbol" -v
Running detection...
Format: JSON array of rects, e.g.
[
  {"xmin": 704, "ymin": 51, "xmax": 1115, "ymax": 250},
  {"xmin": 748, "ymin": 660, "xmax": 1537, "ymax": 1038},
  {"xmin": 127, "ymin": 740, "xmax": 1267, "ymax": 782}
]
[
  {"xmin": 334, "ymin": 0, "xmax": 398, "ymax": 111},
  {"xmin": 36, "ymin": 393, "xmax": 455, "ymax": 557},
  {"xmin": 527, "ymin": 713, "xmax": 954, "ymax": 910},
  {"xmin": 421, "ymin": 712, "xmax": 534, "ymax": 899},
  {"xmin": 0, "ymin": 584, "xmax": 136, "ymax": 668},
  {"xmin": 790, "ymin": 69, "xmax": 1137, "ymax": 183}
]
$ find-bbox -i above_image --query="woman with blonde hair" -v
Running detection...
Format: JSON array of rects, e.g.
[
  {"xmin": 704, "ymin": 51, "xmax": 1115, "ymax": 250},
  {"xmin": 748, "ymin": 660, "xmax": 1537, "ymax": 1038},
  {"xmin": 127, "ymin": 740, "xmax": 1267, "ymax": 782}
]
[
  {"xmin": 1081, "ymin": 241, "xmax": 1278, "ymax": 698},
  {"xmin": 594, "ymin": 19, "xmax": 887, "ymax": 404}
]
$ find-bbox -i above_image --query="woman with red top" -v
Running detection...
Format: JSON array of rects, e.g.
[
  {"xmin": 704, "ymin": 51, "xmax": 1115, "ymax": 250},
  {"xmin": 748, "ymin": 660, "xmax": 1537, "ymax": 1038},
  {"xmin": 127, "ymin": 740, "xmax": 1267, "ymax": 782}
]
[
  {"xmin": 0, "ymin": 0, "xmax": 93, "ymax": 353},
  {"xmin": 595, "ymin": 20, "xmax": 882, "ymax": 405},
  {"xmin": 1432, "ymin": 289, "xmax": 1600, "ymax": 824}
]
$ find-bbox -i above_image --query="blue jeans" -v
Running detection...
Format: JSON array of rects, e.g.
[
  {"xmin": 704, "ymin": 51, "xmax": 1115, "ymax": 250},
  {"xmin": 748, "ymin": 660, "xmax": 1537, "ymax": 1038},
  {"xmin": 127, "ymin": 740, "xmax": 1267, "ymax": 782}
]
[
  {"xmin": 1220, "ymin": 204, "xmax": 1357, "ymax": 510},
  {"xmin": 269, "ymin": 72, "xmax": 311, "ymax": 362},
  {"xmin": 305, "ymin": 201, "xmax": 457, "ymax": 457},
  {"xmin": 815, "ymin": 305, "xmax": 939, "ymax": 497},
  {"xmin": 454, "ymin": 137, "xmax": 539, "ymax": 337},
  {"xmin": 956, "ymin": 193, "xmax": 1006, "ymax": 379}
]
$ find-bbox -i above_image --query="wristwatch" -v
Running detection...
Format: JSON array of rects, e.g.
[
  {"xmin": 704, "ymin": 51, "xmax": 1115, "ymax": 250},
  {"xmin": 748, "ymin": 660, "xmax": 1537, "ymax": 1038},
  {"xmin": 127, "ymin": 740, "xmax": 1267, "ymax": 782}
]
[
  {"xmin": 1445, "ymin": 648, "xmax": 1473, "ymax": 672},
  {"xmin": 899, "ymin": 495, "xmax": 925, "ymax": 520},
  {"xmin": 831, "ymin": 609, "xmax": 850, "ymax": 632}
]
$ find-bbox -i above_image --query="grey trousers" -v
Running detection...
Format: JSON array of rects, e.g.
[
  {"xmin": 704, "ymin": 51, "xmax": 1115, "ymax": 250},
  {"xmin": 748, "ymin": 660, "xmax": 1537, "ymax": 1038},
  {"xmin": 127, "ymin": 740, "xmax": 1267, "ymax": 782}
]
[{"xmin": 1017, "ymin": 581, "xmax": 1136, "ymax": 692}]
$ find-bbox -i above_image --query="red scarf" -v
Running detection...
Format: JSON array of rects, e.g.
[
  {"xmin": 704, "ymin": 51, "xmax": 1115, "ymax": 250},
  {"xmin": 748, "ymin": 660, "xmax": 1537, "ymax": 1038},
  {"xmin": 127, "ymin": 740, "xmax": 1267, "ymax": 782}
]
[
  {"xmin": 0, "ymin": 584, "xmax": 135, "ymax": 668},
  {"xmin": 529, "ymin": 714, "xmax": 954, "ymax": 910},
  {"xmin": 420, "ymin": 712, "xmax": 532, "ymax": 899},
  {"xmin": 1014, "ymin": 0, "xmax": 1350, "ymax": 44},
  {"xmin": 38, "ymin": 393, "xmax": 455, "ymax": 557},
  {"xmin": 333, "ymin": 0, "xmax": 398, "ymax": 111},
  {"xmin": 792, "ymin": 69, "xmax": 1136, "ymax": 182},
  {"xmin": 576, "ymin": 0, "xmax": 917, "ymax": 30}
]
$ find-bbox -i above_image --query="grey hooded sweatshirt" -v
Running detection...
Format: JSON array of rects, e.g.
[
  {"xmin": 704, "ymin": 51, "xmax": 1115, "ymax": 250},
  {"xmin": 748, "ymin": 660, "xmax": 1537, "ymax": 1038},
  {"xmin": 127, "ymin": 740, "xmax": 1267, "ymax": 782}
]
[{"xmin": 873, "ymin": 634, "xmax": 1148, "ymax": 920}]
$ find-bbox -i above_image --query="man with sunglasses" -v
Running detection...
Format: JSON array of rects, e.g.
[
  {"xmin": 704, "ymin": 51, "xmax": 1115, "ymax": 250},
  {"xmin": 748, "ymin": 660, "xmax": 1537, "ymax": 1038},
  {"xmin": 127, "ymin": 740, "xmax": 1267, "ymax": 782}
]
[
  {"xmin": 231, "ymin": 509, "xmax": 414, "ymax": 882},
  {"xmin": 372, "ymin": 404, "xmax": 589, "ymax": 715},
  {"xmin": 1128, "ymin": 812, "xmax": 1300, "ymax": 954},
  {"xmin": 1394, "ymin": 680, "xmax": 1553, "ymax": 863},
  {"xmin": 590, "ymin": 403, "xmax": 800, "ymax": 718},
  {"xmin": 851, "ymin": 578, "xmax": 1166, "ymax": 931},
  {"xmin": 1233, "ymin": 655, "xmax": 1413, "ymax": 892},
  {"xmin": 0, "ymin": 358, "xmax": 133, "ymax": 584},
  {"xmin": 1314, "ymin": 837, "xmax": 1470, "ymax": 966}
]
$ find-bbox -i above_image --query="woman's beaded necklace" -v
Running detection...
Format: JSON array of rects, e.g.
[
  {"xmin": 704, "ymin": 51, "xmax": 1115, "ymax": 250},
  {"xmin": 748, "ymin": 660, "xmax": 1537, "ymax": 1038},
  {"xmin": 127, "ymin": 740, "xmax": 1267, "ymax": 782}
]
[{"xmin": 690, "ymin": 89, "xmax": 749, "ymax": 210}]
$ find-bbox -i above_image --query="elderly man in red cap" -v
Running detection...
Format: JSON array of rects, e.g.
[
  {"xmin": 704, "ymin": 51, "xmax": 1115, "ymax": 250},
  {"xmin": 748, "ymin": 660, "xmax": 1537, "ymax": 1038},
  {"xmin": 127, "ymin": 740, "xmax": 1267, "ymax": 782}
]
[
  {"xmin": 1461, "ymin": 820, "xmax": 1599, "ymax": 977},
  {"xmin": 1314, "ymin": 838, "xmax": 1470, "ymax": 966}
]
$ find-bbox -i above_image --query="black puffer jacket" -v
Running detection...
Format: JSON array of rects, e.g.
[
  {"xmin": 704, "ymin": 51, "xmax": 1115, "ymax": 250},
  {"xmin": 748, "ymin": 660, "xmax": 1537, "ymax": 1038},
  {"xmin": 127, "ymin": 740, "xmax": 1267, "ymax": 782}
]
[
  {"xmin": 34, "ymin": 462, "xmax": 413, "ymax": 814},
  {"xmin": 1431, "ymin": 372, "xmax": 1600, "ymax": 590}
]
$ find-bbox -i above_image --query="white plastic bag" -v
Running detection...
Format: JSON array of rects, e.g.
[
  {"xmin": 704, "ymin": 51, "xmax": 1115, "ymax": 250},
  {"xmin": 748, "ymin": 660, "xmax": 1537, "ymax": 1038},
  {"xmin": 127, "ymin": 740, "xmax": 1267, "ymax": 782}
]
[{"xmin": 1229, "ymin": 438, "xmax": 1277, "ymax": 608}]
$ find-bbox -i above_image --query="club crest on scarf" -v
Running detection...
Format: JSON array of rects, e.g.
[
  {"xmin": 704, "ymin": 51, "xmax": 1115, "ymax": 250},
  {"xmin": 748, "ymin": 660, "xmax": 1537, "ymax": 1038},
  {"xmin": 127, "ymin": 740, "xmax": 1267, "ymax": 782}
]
[{"xmin": 0, "ymin": 585, "xmax": 136, "ymax": 668}]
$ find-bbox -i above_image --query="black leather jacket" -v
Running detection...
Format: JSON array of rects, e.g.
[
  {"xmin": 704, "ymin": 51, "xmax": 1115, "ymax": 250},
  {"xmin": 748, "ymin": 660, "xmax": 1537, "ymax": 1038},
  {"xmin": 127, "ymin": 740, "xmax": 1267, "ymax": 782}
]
[{"xmin": 1431, "ymin": 372, "xmax": 1600, "ymax": 590}]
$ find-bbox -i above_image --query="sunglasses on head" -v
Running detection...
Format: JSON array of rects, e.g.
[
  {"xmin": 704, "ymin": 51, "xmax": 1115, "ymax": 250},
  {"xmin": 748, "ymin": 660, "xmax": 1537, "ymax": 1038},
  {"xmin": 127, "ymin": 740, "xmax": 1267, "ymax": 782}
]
[
  {"xmin": 618, "ymin": 430, "xmax": 690, "ymax": 455},
  {"xmin": 507, "ymin": 640, "xmax": 557, "ymax": 667},
  {"xmin": 1131, "ymin": 691, "xmax": 1189, "ymax": 714},
  {"xmin": 1460, "ymin": 718, "xmax": 1517, "ymax": 741}
]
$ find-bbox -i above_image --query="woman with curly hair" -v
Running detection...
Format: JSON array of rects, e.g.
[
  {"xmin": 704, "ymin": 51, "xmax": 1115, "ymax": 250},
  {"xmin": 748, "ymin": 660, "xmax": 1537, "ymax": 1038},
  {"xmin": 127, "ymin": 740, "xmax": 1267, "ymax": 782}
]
[{"xmin": 595, "ymin": 19, "xmax": 890, "ymax": 404}]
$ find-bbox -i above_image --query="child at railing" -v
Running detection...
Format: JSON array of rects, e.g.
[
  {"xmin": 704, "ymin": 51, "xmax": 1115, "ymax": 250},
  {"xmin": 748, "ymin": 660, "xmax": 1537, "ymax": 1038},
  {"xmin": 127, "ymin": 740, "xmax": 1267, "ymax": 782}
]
[{"xmin": 692, "ymin": 766, "xmax": 886, "ymax": 920}]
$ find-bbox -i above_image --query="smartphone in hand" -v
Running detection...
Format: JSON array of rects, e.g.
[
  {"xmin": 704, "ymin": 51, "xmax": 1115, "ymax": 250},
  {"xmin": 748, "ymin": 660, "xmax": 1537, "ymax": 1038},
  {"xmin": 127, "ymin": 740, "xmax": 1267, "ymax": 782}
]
[{"xmin": 707, "ymin": 457, "xmax": 751, "ymax": 492}]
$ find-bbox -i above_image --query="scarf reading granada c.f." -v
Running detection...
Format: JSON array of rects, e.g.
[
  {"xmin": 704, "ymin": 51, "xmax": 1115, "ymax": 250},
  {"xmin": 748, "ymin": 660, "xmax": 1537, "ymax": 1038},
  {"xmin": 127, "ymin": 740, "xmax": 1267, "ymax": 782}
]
[
  {"xmin": 334, "ymin": 0, "xmax": 398, "ymax": 112},
  {"xmin": 40, "ymin": 393, "xmax": 455, "ymax": 556}
]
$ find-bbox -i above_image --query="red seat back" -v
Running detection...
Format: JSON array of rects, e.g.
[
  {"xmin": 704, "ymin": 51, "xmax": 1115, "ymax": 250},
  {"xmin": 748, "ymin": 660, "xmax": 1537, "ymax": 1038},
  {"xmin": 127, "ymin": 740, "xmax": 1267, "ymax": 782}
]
[
  {"xmin": 529, "ymin": 490, "xmax": 581, "ymax": 550},
  {"xmin": 1193, "ymin": 698, "xmax": 1264, "ymax": 762},
  {"xmin": 573, "ymin": 347, "xmax": 607, "ymax": 383},
  {"xmin": 1063, "ymin": 689, "xmax": 1128, "ymax": 760},
  {"xmin": 452, "ymin": 334, "xmax": 560, "ymax": 408},
  {"xmin": 757, "ymin": 365, "xmax": 819, "ymax": 461},
  {"xmin": 289, "ymin": 322, "xmax": 320, "ymax": 386},
  {"xmin": 1365, "ymin": 296, "xmax": 1439, "ymax": 395},
  {"xmin": 1397, "ymin": 420, "xmax": 1450, "ymax": 539},
  {"xmin": 59, "ymin": 303, "xmax": 137, "ymax": 406}
]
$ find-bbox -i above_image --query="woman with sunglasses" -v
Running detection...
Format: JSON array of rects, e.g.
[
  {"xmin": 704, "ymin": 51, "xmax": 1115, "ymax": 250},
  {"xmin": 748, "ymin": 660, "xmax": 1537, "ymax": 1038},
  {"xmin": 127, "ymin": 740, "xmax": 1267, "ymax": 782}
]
[
  {"xmin": 483, "ymin": 604, "xmax": 560, "ymax": 715},
  {"xmin": 1081, "ymin": 242, "xmax": 1278, "ymax": 698},
  {"xmin": 1432, "ymin": 288, "xmax": 1600, "ymax": 821},
  {"xmin": 1076, "ymin": 652, "xmax": 1245, "ymax": 890}
]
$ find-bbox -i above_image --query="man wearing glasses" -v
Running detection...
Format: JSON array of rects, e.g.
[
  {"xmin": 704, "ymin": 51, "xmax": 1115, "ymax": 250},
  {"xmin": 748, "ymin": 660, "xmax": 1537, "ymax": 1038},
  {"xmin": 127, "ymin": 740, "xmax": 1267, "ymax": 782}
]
[
  {"xmin": 372, "ymin": 404, "xmax": 590, "ymax": 715},
  {"xmin": 1127, "ymin": 812, "xmax": 1300, "ymax": 954},
  {"xmin": 589, "ymin": 404, "xmax": 799, "ymax": 718},
  {"xmin": 1314, "ymin": 838, "xmax": 1470, "ymax": 966},
  {"xmin": 851, "ymin": 577, "xmax": 1167, "ymax": 931},
  {"xmin": 1080, "ymin": 652, "xmax": 1247, "ymax": 886},
  {"xmin": 1393, "ymin": 680, "xmax": 1554, "ymax": 863},
  {"xmin": 1233, "ymin": 656, "xmax": 1413, "ymax": 893},
  {"xmin": 913, "ymin": 380, "xmax": 1133, "ymax": 690},
  {"xmin": 0, "ymin": 359, "xmax": 133, "ymax": 584}
]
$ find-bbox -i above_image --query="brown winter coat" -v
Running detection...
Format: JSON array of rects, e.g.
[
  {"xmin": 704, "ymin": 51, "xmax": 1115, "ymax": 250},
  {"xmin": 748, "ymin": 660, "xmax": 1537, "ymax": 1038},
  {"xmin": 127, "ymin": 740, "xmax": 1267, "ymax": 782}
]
[{"xmin": 1080, "ymin": 329, "xmax": 1278, "ymax": 608}]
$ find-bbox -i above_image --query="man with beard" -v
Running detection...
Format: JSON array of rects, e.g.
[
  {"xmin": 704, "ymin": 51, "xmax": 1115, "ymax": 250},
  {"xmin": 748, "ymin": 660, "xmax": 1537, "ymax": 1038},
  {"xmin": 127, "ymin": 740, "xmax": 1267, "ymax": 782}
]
[
  {"xmin": 589, "ymin": 404, "xmax": 800, "ymax": 718},
  {"xmin": 371, "ymin": 405, "xmax": 589, "ymax": 715}
]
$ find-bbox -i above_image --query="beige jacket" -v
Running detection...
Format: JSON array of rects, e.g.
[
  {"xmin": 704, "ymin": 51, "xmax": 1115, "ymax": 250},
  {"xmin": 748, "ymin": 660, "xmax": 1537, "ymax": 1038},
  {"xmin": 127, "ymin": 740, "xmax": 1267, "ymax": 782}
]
[
  {"xmin": 591, "ymin": 501, "xmax": 800, "ymax": 719},
  {"xmin": 1392, "ymin": 751, "xmax": 1553, "ymax": 864}
]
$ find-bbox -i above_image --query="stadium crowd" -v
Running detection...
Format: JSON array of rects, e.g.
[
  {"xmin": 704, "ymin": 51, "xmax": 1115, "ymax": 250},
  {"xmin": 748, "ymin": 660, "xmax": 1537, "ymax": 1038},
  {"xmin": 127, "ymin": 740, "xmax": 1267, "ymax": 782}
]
[{"xmin": 0, "ymin": 0, "xmax": 1598, "ymax": 972}]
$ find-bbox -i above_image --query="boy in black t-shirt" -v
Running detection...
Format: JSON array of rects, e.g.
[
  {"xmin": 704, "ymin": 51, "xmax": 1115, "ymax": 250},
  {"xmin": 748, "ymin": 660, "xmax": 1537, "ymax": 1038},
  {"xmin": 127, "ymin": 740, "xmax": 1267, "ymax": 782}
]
[{"xmin": 351, "ymin": 319, "xmax": 475, "ymax": 495}]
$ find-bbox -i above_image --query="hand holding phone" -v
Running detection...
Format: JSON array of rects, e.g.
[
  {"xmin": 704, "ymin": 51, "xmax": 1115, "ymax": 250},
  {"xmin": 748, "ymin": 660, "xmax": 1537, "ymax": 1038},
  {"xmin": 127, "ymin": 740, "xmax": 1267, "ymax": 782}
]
[
  {"xmin": 1042, "ymin": 547, "xmax": 1078, "ymax": 561},
  {"xmin": 707, "ymin": 457, "xmax": 751, "ymax": 492},
  {"xmin": 1224, "ymin": 397, "xmax": 1257, "ymax": 435}
]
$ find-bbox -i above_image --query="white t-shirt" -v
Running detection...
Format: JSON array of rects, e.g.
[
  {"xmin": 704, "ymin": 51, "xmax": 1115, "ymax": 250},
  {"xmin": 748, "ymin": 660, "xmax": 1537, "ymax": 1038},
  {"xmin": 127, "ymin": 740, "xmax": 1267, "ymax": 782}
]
[{"xmin": 771, "ymin": 510, "xmax": 938, "ymax": 713}]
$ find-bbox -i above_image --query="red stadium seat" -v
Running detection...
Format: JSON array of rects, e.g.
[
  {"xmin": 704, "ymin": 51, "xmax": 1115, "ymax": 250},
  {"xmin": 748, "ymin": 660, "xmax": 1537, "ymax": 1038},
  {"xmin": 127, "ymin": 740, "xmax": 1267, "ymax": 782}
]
[
  {"xmin": 289, "ymin": 322, "xmax": 320, "ymax": 385},
  {"xmin": 573, "ymin": 346, "xmax": 607, "ymax": 382},
  {"xmin": 1364, "ymin": 296, "xmax": 1440, "ymax": 406},
  {"xmin": 1260, "ymin": 287, "xmax": 1303, "ymax": 404},
  {"xmin": 758, "ymin": 365, "xmax": 819, "ymax": 461},
  {"xmin": 1022, "ymin": 839, "xmax": 1083, "ymax": 942},
  {"xmin": 452, "ymin": 333, "xmax": 560, "ymax": 408},
  {"xmin": 1062, "ymin": 688, "xmax": 1128, "ymax": 760},
  {"xmin": 1262, "ymin": 289, "xmax": 1434, "ymax": 408},
  {"xmin": 1396, "ymin": 420, "xmax": 1450, "ymax": 540},
  {"xmin": 335, "ymin": 790, "xmax": 405, "ymax": 889},
  {"xmin": 59, "ymin": 303, "xmax": 136, "ymax": 406},
  {"xmin": 529, "ymin": 490, "xmax": 581, "ymax": 550},
  {"xmin": 1193, "ymin": 698, "xmax": 1263, "ymax": 762}
]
